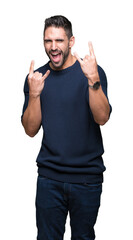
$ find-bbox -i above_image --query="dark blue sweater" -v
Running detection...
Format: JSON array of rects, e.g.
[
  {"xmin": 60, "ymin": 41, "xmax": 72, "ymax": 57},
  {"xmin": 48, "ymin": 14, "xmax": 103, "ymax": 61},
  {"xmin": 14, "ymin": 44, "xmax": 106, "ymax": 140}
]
[{"xmin": 22, "ymin": 60, "xmax": 111, "ymax": 183}]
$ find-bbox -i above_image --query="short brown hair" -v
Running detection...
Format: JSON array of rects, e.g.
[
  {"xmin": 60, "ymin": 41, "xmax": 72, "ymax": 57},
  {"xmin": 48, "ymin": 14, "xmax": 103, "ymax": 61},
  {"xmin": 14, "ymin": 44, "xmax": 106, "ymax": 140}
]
[{"xmin": 44, "ymin": 15, "xmax": 73, "ymax": 39}]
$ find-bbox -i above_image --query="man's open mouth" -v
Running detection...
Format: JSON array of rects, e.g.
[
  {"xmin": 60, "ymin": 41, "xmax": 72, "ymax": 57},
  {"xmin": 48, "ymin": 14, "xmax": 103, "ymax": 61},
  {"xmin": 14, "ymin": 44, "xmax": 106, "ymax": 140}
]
[{"xmin": 50, "ymin": 52, "xmax": 62, "ymax": 63}]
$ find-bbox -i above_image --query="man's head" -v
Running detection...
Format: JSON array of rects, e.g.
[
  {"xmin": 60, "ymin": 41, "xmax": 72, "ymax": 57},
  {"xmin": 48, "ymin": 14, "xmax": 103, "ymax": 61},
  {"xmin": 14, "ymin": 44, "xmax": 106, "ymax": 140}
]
[{"xmin": 43, "ymin": 15, "xmax": 75, "ymax": 70}]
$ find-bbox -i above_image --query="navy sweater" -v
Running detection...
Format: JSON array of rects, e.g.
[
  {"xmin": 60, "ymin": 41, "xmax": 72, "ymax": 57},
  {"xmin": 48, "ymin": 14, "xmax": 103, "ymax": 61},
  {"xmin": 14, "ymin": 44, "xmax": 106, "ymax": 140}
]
[{"xmin": 22, "ymin": 60, "xmax": 111, "ymax": 183}]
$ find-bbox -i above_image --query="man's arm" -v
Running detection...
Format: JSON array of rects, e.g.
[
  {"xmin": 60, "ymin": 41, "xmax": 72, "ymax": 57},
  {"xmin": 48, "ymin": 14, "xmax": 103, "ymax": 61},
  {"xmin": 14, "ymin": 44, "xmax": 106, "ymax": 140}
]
[
  {"xmin": 74, "ymin": 42, "xmax": 110, "ymax": 125},
  {"xmin": 22, "ymin": 61, "xmax": 50, "ymax": 137}
]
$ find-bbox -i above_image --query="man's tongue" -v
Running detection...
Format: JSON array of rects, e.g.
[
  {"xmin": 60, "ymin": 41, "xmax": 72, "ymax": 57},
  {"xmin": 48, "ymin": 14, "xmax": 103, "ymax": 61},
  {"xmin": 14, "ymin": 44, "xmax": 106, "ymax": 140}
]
[{"xmin": 51, "ymin": 53, "xmax": 61, "ymax": 63}]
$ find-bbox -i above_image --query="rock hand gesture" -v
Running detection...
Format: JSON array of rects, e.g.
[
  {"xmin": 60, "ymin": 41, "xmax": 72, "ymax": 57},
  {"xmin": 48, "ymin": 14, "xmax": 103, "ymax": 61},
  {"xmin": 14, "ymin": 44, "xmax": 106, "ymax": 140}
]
[
  {"xmin": 74, "ymin": 42, "xmax": 99, "ymax": 85},
  {"xmin": 28, "ymin": 60, "xmax": 50, "ymax": 98}
]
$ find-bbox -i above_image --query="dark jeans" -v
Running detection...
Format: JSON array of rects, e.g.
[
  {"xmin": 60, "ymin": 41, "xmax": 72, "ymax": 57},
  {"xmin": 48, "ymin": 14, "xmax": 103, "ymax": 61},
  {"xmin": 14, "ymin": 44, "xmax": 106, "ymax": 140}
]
[{"xmin": 36, "ymin": 175, "xmax": 102, "ymax": 240}]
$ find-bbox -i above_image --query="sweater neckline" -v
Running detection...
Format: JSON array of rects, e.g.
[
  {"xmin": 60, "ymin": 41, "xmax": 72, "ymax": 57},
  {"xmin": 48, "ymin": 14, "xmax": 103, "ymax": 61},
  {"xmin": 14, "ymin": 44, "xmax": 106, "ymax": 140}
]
[{"xmin": 46, "ymin": 60, "xmax": 79, "ymax": 74}]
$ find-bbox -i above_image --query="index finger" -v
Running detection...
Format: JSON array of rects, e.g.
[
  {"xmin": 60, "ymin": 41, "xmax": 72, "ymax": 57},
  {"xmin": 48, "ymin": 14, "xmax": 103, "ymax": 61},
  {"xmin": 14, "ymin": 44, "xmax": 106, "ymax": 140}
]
[
  {"xmin": 88, "ymin": 42, "xmax": 95, "ymax": 57},
  {"xmin": 29, "ymin": 60, "xmax": 34, "ymax": 75}
]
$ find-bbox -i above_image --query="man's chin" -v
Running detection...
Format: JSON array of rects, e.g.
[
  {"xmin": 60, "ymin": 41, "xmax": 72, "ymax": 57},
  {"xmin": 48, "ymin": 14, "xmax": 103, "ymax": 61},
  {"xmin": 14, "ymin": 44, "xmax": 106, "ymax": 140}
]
[{"xmin": 50, "ymin": 60, "xmax": 64, "ymax": 70}]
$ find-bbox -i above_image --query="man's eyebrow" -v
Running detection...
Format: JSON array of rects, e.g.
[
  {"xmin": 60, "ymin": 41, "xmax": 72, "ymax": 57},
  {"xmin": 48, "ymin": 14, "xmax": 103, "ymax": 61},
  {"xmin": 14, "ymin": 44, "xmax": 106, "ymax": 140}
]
[
  {"xmin": 44, "ymin": 39, "xmax": 52, "ymax": 42},
  {"xmin": 44, "ymin": 38, "xmax": 64, "ymax": 41},
  {"xmin": 56, "ymin": 39, "xmax": 64, "ymax": 41}
]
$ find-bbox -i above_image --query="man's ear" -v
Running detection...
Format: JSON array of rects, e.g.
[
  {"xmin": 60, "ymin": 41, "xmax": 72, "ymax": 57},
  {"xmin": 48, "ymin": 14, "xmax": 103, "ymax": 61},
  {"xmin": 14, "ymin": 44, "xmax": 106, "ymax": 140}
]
[{"xmin": 69, "ymin": 36, "xmax": 75, "ymax": 49}]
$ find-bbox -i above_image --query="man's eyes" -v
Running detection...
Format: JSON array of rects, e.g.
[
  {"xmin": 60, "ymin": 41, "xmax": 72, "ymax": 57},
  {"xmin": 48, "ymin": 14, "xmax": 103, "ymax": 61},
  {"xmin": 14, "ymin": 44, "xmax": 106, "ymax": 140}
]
[
  {"xmin": 44, "ymin": 40, "xmax": 51, "ymax": 43},
  {"xmin": 44, "ymin": 39, "xmax": 64, "ymax": 43}
]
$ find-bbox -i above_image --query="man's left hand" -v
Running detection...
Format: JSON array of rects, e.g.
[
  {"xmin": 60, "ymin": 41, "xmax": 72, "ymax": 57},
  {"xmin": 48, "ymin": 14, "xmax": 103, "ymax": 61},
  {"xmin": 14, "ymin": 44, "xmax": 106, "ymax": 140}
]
[{"xmin": 74, "ymin": 42, "xmax": 99, "ymax": 84}]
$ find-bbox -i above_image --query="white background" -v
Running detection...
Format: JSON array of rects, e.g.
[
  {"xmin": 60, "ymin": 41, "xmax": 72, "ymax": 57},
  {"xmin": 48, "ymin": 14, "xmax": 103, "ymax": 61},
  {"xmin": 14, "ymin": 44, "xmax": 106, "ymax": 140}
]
[{"xmin": 0, "ymin": 0, "xmax": 133, "ymax": 239}]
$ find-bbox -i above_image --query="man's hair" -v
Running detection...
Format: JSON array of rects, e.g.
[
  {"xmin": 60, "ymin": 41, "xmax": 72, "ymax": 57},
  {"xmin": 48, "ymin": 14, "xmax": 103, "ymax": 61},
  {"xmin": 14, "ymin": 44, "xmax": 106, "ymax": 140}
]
[{"xmin": 44, "ymin": 15, "xmax": 73, "ymax": 39}]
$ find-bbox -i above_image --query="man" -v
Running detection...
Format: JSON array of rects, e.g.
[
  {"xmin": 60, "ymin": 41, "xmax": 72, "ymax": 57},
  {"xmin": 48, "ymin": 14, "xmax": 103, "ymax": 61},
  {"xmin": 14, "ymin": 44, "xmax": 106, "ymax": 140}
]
[{"xmin": 22, "ymin": 15, "xmax": 111, "ymax": 240}]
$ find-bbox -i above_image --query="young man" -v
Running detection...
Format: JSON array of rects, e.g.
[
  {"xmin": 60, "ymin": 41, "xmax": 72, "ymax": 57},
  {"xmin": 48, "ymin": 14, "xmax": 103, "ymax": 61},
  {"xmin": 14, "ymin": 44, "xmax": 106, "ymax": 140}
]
[{"xmin": 22, "ymin": 15, "xmax": 111, "ymax": 240}]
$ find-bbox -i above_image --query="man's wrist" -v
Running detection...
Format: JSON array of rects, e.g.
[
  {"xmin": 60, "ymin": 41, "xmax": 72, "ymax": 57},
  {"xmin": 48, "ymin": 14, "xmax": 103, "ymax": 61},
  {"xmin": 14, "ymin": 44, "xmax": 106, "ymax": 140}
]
[
  {"xmin": 88, "ymin": 81, "xmax": 101, "ymax": 90},
  {"xmin": 87, "ymin": 73, "xmax": 101, "ymax": 90},
  {"xmin": 29, "ymin": 92, "xmax": 41, "ymax": 99}
]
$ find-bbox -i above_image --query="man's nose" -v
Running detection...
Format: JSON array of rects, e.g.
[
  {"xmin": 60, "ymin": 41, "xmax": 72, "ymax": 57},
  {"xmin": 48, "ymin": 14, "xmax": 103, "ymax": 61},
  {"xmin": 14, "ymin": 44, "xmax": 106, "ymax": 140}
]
[{"xmin": 51, "ymin": 41, "xmax": 57, "ymax": 50}]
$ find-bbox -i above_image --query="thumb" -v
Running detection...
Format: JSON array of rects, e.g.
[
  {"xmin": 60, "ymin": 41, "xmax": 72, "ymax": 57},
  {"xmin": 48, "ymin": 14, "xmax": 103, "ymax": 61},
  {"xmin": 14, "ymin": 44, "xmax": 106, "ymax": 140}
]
[
  {"xmin": 73, "ymin": 52, "xmax": 83, "ymax": 66},
  {"xmin": 42, "ymin": 70, "xmax": 50, "ymax": 81}
]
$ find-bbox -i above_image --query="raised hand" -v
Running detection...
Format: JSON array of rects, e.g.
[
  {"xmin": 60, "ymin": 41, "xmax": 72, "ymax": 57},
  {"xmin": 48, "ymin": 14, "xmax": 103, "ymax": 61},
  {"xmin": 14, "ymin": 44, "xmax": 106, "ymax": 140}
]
[
  {"xmin": 28, "ymin": 60, "xmax": 50, "ymax": 97},
  {"xmin": 74, "ymin": 42, "xmax": 99, "ymax": 84}
]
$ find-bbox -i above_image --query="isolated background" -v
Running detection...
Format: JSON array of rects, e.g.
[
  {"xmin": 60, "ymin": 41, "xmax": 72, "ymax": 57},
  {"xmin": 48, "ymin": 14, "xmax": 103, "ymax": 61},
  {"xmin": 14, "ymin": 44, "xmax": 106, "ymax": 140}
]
[{"xmin": 0, "ymin": 0, "xmax": 133, "ymax": 239}]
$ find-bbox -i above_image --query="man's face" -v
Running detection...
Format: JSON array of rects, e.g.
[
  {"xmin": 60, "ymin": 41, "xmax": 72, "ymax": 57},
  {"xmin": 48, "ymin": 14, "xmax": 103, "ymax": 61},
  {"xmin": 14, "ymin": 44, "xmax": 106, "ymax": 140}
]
[{"xmin": 44, "ymin": 27, "xmax": 71, "ymax": 70}]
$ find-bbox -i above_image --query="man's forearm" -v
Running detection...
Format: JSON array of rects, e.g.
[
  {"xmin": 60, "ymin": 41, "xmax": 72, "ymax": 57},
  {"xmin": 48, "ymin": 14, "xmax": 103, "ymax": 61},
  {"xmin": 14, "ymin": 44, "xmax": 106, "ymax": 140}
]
[
  {"xmin": 89, "ymin": 86, "xmax": 110, "ymax": 125},
  {"xmin": 22, "ymin": 96, "xmax": 42, "ymax": 137}
]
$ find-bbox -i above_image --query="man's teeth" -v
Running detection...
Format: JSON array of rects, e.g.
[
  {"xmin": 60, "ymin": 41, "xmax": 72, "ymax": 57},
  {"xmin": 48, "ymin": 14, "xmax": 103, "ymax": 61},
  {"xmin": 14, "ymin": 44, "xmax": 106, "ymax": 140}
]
[{"xmin": 51, "ymin": 53, "xmax": 61, "ymax": 56}]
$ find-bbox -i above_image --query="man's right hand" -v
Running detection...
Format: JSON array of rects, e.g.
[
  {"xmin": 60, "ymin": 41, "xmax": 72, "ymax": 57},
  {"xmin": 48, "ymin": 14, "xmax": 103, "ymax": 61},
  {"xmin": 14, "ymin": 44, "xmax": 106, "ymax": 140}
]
[{"xmin": 28, "ymin": 60, "xmax": 50, "ymax": 98}]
